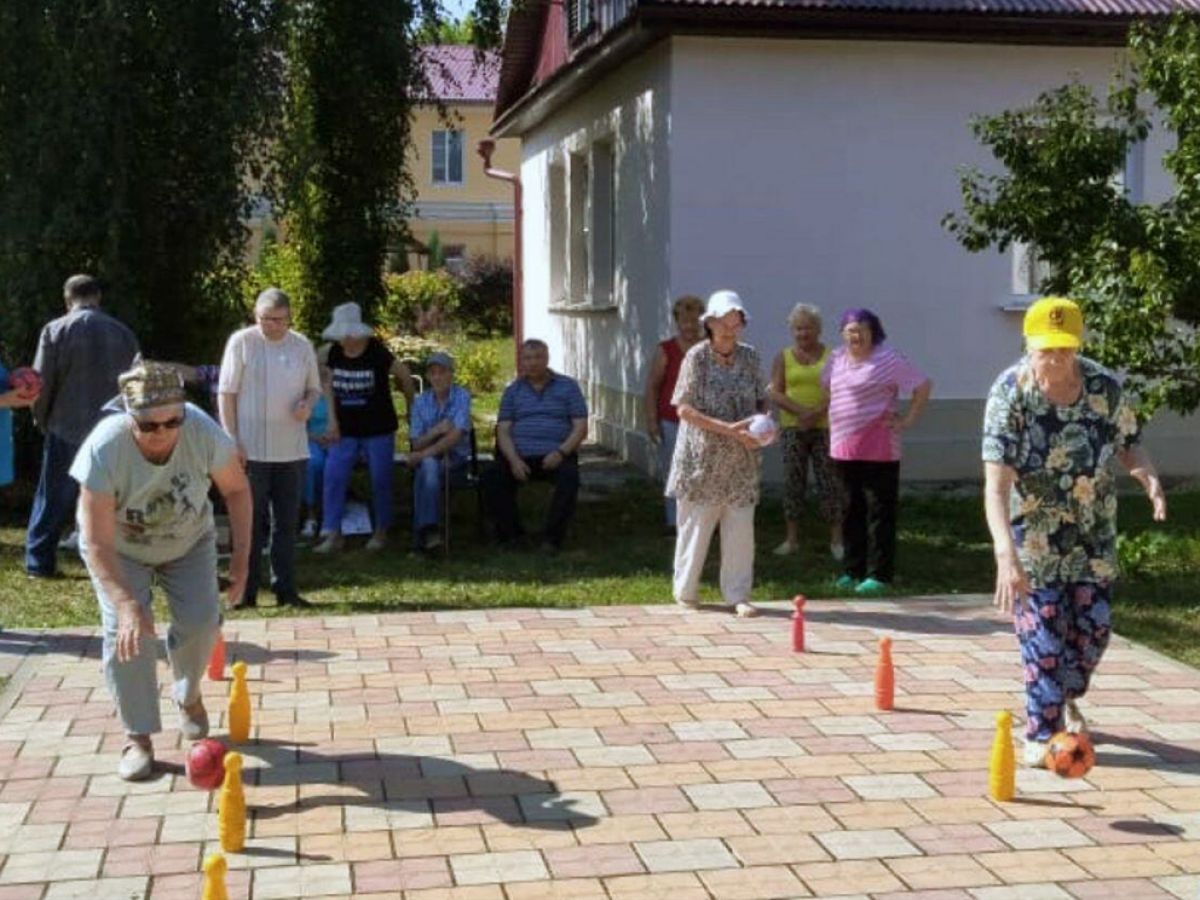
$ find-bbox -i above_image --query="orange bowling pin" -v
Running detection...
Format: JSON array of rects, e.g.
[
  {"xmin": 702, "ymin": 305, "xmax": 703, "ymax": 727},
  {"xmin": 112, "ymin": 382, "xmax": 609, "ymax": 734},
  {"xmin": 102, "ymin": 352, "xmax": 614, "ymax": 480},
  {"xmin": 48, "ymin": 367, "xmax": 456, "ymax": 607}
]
[
  {"xmin": 874, "ymin": 636, "xmax": 894, "ymax": 711},
  {"xmin": 207, "ymin": 631, "xmax": 226, "ymax": 681}
]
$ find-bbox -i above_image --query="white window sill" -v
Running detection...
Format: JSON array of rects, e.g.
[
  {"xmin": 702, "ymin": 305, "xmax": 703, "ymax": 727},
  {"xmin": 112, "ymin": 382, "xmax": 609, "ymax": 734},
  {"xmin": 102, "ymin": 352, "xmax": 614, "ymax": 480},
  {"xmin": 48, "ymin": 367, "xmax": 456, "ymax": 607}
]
[{"xmin": 548, "ymin": 300, "xmax": 619, "ymax": 315}]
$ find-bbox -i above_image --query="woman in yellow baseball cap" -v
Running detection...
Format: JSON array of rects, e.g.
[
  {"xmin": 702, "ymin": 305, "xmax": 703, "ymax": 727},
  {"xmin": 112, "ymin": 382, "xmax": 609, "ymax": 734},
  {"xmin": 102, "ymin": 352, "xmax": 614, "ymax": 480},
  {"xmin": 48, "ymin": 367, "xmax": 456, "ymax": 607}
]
[{"xmin": 981, "ymin": 296, "xmax": 1167, "ymax": 768}]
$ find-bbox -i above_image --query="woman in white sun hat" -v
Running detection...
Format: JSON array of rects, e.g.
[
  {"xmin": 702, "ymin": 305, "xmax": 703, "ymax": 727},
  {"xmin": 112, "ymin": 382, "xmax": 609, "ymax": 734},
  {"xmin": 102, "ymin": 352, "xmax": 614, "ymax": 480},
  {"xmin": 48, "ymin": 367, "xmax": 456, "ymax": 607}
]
[
  {"xmin": 314, "ymin": 302, "xmax": 415, "ymax": 554},
  {"xmin": 667, "ymin": 290, "xmax": 773, "ymax": 617}
]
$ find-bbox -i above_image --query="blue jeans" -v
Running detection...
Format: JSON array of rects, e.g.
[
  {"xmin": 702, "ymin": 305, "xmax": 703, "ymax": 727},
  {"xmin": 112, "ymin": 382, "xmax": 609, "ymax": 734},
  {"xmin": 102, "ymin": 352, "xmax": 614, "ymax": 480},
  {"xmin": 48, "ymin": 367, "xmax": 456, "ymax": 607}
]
[
  {"xmin": 658, "ymin": 419, "xmax": 679, "ymax": 528},
  {"xmin": 322, "ymin": 433, "xmax": 395, "ymax": 533},
  {"xmin": 26, "ymin": 432, "xmax": 81, "ymax": 575},
  {"xmin": 82, "ymin": 531, "xmax": 220, "ymax": 736},
  {"xmin": 246, "ymin": 459, "xmax": 306, "ymax": 604},
  {"xmin": 413, "ymin": 455, "xmax": 467, "ymax": 534},
  {"xmin": 304, "ymin": 441, "xmax": 328, "ymax": 509}
]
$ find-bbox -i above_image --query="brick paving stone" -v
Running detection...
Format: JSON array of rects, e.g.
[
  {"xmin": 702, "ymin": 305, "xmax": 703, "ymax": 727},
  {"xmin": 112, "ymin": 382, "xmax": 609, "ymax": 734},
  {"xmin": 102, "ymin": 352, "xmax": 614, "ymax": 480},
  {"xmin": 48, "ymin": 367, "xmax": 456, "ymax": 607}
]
[
  {"xmin": 1061, "ymin": 878, "xmax": 1179, "ymax": 898},
  {"xmin": 603, "ymin": 872, "xmax": 710, "ymax": 900},
  {"xmin": 41, "ymin": 877, "xmax": 149, "ymax": 899},
  {"xmin": 816, "ymin": 827, "xmax": 922, "ymax": 860},
  {"xmin": 699, "ymin": 864, "xmax": 810, "ymax": 899},
  {"xmin": 543, "ymin": 843, "xmax": 644, "ymax": 878},
  {"xmin": 885, "ymin": 854, "xmax": 999, "ymax": 890},
  {"xmin": 975, "ymin": 848, "xmax": 1091, "ymax": 884},
  {"xmin": 449, "ymin": 850, "xmax": 550, "ymax": 885},
  {"xmin": 793, "ymin": 858, "xmax": 905, "ymax": 895},
  {"xmin": 504, "ymin": 879, "xmax": 608, "ymax": 900},
  {"xmin": 682, "ymin": 780, "xmax": 775, "ymax": 811},
  {"xmin": 1063, "ymin": 845, "xmax": 1182, "ymax": 879},
  {"xmin": 634, "ymin": 837, "xmax": 738, "ymax": 872},
  {"xmin": 985, "ymin": 818, "xmax": 1095, "ymax": 850},
  {"xmin": 657, "ymin": 810, "xmax": 755, "ymax": 840}
]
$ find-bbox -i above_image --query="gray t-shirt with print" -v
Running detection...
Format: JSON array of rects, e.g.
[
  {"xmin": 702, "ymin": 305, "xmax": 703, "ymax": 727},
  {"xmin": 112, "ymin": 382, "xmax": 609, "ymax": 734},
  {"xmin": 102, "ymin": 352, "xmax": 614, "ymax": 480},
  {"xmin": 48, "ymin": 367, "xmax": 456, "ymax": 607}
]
[{"xmin": 70, "ymin": 403, "xmax": 235, "ymax": 565}]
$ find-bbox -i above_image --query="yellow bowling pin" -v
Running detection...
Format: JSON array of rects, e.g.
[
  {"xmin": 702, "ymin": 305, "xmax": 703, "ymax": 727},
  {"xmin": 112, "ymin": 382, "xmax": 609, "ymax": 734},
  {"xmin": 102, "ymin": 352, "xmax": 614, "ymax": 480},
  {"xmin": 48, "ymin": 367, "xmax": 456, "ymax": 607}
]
[
  {"xmin": 989, "ymin": 710, "xmax": 1016, "ymax": 802},
  {"xmin": 201, "ymin": 852, "xmax": 228, "ymax": 900},
  {"xmin": 218, "ymin": 751, "xmax": 246, "ymax": 852},
  {"xmin": 228, "ymin": 660, "xmax": 250, "ymax": 743}
]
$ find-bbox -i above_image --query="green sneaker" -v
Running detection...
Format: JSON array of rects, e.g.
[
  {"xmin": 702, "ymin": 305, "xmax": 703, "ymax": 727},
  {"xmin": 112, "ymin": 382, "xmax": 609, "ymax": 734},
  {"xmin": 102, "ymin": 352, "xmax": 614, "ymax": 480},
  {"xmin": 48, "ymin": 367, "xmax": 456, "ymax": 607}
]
[
  {"xmin": 833, "ymin": 574, "xmax": 856, "ymax": 590},
  {"xmin": 855, "ymin": 577, "xmax": 887, "ymax": 596}
]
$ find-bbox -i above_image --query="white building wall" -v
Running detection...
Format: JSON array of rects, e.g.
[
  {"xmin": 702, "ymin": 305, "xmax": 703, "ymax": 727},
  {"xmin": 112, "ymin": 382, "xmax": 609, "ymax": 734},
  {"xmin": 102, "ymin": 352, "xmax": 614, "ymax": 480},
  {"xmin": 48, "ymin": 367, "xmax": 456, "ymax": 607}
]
[
  {"xmin": 517, "ymin": 34, "xmax": 1196, "ymax": 478},
  {"xmin": 668, "ymin": 37, "xmax": 1136, "ymax": 396},
  {"xmin": 518, "ymin": 40, "xmax": 673, "ymax": 435}
]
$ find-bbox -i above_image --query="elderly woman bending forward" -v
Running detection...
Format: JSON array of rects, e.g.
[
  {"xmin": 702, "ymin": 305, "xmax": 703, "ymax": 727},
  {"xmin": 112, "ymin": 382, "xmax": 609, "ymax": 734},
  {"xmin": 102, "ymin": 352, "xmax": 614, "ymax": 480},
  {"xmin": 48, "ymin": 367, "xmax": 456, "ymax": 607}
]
[
  {"xmin": 74, "ymin": 361, "xmax": 252, "ymax": 781},
  {"xmin": 667, "ymin": 290, "xmax": 770, "ymax": 617}
]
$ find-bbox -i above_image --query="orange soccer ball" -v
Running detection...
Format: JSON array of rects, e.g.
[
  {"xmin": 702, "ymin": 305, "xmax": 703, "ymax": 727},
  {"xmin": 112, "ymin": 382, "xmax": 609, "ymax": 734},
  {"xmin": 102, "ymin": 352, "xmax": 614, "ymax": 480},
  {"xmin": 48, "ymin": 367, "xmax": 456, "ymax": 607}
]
[{"xmin": 1045, "ymin": 731, "xmax": 1095, "ymax": 778}]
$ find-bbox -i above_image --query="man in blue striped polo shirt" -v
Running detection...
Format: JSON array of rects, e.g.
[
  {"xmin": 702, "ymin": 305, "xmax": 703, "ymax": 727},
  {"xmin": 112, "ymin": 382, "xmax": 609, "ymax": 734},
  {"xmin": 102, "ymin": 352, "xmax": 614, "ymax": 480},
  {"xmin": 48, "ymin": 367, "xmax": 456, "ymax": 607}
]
[{"xmin": 485, "ymin": 339, "xmax": 588, "ymax": 551}]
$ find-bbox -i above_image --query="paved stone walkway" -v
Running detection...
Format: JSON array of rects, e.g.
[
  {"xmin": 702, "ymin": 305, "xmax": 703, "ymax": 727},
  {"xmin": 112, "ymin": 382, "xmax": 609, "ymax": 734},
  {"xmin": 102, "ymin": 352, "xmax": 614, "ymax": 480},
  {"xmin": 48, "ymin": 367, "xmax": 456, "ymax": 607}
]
[{"xmin": 1, "ymin": 598, "xmax": 1199, "ymax": 899}]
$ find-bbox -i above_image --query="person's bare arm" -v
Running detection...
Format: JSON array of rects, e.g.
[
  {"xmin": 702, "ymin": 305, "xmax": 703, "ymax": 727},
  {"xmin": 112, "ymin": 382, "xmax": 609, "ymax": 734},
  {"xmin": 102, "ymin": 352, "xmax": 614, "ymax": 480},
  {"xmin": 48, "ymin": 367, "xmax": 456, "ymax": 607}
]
[
  {"xmin": 410, "ymin": 425, "xmax": 463, "ymax": 464},
  {"xmin": 644, "ymin": 347, "xmax": 667, "ymax": 440},
  {"xmin": 542, "ymin": 417, "xmax": 588, "ymax": 470},
  {"xmin": 496, "ymin": 420, "xmax": 529, "ymax": 480},
  {"xmin": 1118, "ymin": 445, "xmax": 1167, "ymax": 521},
  {"xmin": 211, "ymin": 457, "xmax": 252, "ymax": 606},
  {"xmin": 677, "ymin": 404, "xmax": 760, "ymax": 450},
  {"xmin": 391, "ymin": 359, "xmax": 416, "ymax": 415},
  {"xmin": 79, "ymin": 488, "xmax": 153, "ymax": 662},
  {"xmin": 984, "ymin": 461, "xmax": 1028, "ymax": 614},
  {"xmin": 217, "ymin": 393, "xmax": 246, "ymax": 466}
]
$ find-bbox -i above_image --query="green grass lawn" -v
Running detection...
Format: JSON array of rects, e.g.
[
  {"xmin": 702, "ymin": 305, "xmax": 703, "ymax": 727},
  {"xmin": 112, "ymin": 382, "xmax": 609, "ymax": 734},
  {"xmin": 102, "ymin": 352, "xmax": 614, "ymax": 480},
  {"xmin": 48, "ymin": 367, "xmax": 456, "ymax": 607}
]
[{"xmin": 2, "ymin": 472, "xmax": 1197, "ymax": 667}]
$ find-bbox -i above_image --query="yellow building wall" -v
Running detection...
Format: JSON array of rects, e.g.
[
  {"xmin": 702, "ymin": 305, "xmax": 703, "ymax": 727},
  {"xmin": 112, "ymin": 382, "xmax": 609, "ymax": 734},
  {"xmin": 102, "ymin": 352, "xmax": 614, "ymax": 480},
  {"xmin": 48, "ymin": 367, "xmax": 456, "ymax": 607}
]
[{"xmin": 408, "ymin": 102, "xmax": 519, "ymax": 265}]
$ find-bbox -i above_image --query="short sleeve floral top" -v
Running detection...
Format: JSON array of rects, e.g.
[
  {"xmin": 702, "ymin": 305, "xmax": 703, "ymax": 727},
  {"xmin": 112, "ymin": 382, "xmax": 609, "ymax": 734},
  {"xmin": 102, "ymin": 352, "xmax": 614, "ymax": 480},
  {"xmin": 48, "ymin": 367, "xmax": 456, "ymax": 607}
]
[
  {"xmin": 982, "ymin": 356, "xmax": 1141, "ymax": 587},
  {"xmin": 667, "ymin": 342, "xmax": 766, "ymax": 507}
]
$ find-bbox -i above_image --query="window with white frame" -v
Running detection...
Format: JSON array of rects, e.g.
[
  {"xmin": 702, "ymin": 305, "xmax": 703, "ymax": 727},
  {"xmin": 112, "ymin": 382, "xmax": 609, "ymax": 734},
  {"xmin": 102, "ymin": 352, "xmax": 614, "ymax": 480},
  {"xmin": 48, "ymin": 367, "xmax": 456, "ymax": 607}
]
[
  {"xmin": 432, "ymin": 130, "xmax": 464, "ymax": 185},
  {"xmin": 590, "ymin": 140, "xmax": 615, "ymax": 307},
  {"xmin": 568, "ymin": 150, "xmax": 590, "ymax": 302},
  {"xmin": 548, "ymin": 162, "xmax": 567, "ymax": 303}
]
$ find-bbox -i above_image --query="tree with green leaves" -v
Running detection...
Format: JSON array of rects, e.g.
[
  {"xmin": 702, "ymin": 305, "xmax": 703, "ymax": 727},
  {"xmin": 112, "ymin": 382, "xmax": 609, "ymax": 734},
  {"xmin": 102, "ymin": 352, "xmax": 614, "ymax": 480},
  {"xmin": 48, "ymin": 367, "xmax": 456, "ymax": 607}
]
[
  {"xmin": 280, "ymin": 0, "xmax": 503, "ymax": 336},
  {"xmin": 944, "ymin": 16, "xmax": 1200, "ymax": 417},
  {"xmin": 0, "ymin": 1, "xmax": 285, "ymax": 366}
]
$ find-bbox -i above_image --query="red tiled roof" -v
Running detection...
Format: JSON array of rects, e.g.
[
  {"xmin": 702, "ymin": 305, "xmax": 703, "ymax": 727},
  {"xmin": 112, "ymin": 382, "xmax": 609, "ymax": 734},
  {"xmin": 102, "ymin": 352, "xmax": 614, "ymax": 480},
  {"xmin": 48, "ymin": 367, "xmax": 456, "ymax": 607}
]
[
  {"xmin": 420, "ymin": 45, "xmax": 501, "ymax": 103},
  {"xmin": 648, "ymin": 0, "xmax": 1200, "ymax": 13}
]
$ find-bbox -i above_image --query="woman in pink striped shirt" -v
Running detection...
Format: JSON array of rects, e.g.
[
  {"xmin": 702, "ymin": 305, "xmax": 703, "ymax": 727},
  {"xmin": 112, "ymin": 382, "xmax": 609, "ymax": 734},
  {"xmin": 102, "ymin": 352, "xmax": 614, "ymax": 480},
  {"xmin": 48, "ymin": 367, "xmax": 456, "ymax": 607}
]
[{"xmin": 821, "ymin": 309, "xmax": 932, "ymax": 595}]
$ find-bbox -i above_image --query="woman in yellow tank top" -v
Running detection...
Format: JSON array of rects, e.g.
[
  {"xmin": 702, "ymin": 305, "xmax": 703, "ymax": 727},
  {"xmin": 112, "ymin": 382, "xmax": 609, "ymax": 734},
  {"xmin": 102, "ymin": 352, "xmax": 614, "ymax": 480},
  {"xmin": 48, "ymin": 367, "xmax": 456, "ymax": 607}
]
[{"xmin": 768, "ymin": 303, "xmax": 844, "ymax": 560}]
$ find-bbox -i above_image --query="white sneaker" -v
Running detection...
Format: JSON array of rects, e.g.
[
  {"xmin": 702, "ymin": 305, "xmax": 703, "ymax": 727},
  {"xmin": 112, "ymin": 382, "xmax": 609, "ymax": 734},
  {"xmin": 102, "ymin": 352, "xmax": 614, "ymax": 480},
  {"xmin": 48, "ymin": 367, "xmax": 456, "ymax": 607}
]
[
  {"xmin": 733, "ymin": 601, "xmax": 761, "ymax": 618},
  {"xmin": 365, "ymin": 532, "xmax": 387, "ymax": 552},
  {"xmin": 830, "ymin": 542, "xmax": 845, "ymax": 562},
  {"xmin": 1023, "ymin": 739, "xmax": 1048, "ymax": 768},
  {"xmin": 773, "ymin": 541, "xmax": 799, "ymax": 556},
  {"xmin": 300, "ymin": 519, "xmax": 318, "ymax": 539},
  {"xmin": 59, "ymin": 530, "xmax": 80, "ymax": 551},
  {"xmin": 1064, "ymin": 700, "xmax": 1088, "ymax": 734},
  {"xmin": 118, "ymin": 739, "xmax": 154, "ymax": 781}
]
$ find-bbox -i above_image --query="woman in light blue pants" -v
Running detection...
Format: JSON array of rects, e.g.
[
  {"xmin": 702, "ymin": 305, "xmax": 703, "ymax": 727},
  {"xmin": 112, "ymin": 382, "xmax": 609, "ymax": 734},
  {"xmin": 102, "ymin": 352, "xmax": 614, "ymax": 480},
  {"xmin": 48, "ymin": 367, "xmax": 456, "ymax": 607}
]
[{"xmin": 73, "ymin": 360, "xmax": 251, "ymax": 781}]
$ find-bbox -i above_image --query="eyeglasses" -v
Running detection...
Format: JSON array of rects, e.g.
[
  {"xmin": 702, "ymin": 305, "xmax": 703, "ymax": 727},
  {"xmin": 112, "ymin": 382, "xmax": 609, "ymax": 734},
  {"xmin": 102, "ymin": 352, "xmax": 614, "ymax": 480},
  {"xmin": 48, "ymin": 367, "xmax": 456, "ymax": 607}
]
[{"xmin": 132, "ymin": 414, "xmax": 186, "ymax": 433}]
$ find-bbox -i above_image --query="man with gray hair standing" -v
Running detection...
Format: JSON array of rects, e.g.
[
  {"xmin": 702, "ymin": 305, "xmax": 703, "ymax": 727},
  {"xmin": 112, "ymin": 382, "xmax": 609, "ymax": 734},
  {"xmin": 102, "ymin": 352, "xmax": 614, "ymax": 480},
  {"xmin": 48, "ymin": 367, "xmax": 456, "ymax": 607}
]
[
  {"xmin": 218, "ymin": 288, "xmax": 321, "ymax": 608},
  {"xmin": 26, "ymin": 274, "xmax": 139, "ymax": 578}
]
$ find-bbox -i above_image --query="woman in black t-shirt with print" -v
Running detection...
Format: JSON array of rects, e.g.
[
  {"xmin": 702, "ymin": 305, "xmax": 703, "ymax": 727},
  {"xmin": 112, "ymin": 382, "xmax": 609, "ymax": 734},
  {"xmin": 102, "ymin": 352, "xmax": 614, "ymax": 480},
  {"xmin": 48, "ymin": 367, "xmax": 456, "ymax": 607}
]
[{"xmin": 313, "ymin": 303, "xmax": 415, "ymax": 553}]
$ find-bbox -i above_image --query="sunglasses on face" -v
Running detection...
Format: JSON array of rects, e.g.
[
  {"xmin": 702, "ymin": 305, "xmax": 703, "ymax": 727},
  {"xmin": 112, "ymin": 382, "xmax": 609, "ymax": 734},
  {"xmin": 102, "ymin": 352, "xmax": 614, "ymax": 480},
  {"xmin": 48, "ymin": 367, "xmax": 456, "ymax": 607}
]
[{"xmin": 132, "ymin": 413, "xmax": 186, "ymax": 433}]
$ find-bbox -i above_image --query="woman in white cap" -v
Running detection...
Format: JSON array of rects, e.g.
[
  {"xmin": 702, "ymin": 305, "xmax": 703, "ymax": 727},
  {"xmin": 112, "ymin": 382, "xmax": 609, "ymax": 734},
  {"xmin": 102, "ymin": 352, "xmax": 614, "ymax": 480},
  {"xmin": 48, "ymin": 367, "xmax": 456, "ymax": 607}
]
[
  {"xmin": 314, "ymin": 303, "xmax": 415, "ymax": 553},
  {"xmin": 667, "ymin": 290, "xmax": 771, "ymax": 617}
]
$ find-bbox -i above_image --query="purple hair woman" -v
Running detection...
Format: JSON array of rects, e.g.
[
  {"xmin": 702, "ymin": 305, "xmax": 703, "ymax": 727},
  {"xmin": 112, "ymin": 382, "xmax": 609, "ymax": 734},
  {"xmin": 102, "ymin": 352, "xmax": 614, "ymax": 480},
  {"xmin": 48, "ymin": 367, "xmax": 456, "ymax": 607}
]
[{"xmin": 820, "ymin": 308, "xmax": 932, "ymax": 594}]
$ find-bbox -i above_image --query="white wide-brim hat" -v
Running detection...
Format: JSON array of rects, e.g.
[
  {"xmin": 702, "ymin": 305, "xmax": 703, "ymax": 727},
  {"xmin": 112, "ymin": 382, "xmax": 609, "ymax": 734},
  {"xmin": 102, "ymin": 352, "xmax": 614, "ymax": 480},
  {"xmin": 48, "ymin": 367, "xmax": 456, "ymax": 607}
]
[
  {"xmin": 322, "ymin": 302, "xmax": 375, "ymax": 341},
  {"xmin": 702, "ymin": 289, "xmax": 750, "ymax": 324}
]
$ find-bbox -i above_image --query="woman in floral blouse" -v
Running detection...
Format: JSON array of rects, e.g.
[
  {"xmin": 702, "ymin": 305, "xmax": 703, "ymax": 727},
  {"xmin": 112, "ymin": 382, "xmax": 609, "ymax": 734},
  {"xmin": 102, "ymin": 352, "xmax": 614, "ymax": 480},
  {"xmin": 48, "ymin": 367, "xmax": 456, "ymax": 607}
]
[
  {"xmin": 667, "ymin": 290, "xmax": 770, "ymax": 617},
  {"xmin": 983, "ymin": 297, "xmax": 1166, "ymax": 768}
]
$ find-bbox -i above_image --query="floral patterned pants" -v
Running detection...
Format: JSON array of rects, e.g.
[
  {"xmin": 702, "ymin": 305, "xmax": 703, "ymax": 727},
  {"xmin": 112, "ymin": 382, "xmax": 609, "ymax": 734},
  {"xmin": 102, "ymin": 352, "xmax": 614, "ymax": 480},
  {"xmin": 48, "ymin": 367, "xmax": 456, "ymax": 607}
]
[
  {"xmin": 1014, "ymin": 582, "xmax": 1112, "ymax": 741},
  {"xmin": 781, "ymin": 428, "xmax": 843, "ymax": 523}
]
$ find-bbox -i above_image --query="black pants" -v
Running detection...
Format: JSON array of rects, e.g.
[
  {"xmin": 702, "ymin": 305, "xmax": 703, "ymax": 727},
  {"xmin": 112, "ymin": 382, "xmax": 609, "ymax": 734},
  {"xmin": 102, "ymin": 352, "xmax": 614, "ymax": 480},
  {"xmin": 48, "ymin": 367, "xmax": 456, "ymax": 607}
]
[
  {"xmin": 838, "ymin": 460, "xmax": 900, "ymax": 583},
  {"xmin": 484, "ymin": 454, "xmax": 579, "ymax": 548},
  {"xmin": 246, "ymin": 459, "xmax": 306, "ymax": 603}
]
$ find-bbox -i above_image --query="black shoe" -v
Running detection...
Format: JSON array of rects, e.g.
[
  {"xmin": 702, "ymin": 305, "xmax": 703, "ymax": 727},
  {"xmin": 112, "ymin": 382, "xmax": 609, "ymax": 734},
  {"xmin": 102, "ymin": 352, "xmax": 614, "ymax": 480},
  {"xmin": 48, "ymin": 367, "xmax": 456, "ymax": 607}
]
[
  {"xmin": 229, "ymin": 596, "xmax": 258, "ymax": 611},
  {"xmin": 276, "ymin": 593, "xmax": 313, "ymax": 609},
  {"xmin": 25, "ymin": 568, "xmax": 58, "ymax": 580}
]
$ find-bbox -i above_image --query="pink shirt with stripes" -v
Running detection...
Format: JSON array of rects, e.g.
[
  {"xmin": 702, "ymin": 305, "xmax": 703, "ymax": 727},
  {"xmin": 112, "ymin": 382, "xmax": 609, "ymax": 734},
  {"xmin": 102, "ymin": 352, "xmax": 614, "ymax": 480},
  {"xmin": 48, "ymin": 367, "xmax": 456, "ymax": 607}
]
[{"xmin": 821, "ymin": 345, "xmax": 928, "ymax": 462}]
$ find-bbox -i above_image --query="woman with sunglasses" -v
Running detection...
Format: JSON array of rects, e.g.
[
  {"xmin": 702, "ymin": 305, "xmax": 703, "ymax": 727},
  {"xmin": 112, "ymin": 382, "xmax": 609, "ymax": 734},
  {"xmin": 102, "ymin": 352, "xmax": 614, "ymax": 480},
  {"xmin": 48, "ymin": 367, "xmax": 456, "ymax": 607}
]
[{"xmin": 72, "ymin": 360, "xmax": 252, "ymax": 782}]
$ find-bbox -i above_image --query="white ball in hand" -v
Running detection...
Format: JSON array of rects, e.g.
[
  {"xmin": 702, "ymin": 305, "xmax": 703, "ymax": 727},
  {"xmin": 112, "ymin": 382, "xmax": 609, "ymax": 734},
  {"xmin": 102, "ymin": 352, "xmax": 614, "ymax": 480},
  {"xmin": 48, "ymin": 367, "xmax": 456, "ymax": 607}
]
[{"xmin": 748, "ymin": 414, "xmax": 777, "ymax": 446}]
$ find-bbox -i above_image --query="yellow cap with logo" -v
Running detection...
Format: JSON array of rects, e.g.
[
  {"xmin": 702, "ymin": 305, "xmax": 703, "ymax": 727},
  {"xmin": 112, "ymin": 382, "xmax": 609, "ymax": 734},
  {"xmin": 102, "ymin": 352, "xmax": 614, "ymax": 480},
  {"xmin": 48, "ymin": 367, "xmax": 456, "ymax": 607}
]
[{"xmin": 1023, "ymin": 297, "xmax": 1083, "ymax": 351}]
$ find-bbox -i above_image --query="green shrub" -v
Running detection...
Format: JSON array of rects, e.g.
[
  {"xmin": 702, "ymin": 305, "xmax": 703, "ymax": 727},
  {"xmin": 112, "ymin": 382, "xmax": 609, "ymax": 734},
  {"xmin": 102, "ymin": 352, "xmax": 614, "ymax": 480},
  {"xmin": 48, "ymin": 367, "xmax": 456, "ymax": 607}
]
[
  {"xmin": 380, "ymin": 270, "xmax": 463, "ymax": 335},
  {"xmin": 454, "ymin": 255, "xmax": 513, "ymax": 336},
  {"xmin": 1117, "ymin": 530, "xmax": 1173, "ymax": 578},
  {"xmin": 453, "ymin": 339, "xmax": 501, "ymax": 394},
  {"xmin": 244, "ymin": 233, "xmax": 309, "ymax": 327}
]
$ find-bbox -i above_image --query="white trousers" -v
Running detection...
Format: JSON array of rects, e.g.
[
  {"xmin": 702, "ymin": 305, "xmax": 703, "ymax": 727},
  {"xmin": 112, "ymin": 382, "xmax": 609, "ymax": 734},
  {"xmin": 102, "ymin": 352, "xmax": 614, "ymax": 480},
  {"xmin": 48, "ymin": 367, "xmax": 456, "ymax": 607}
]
[{"xmin": 672, "ymin": 497, "xmax": 755, "ymax": 606}]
